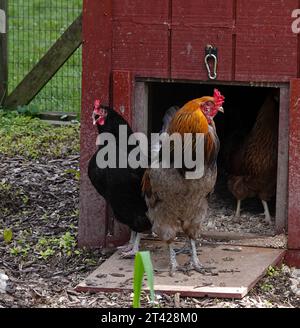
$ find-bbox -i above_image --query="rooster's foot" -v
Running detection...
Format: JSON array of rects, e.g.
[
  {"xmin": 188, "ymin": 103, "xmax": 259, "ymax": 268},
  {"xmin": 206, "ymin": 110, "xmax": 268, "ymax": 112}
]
[
  {"xmin": 117, "ymin": 244, "xmax": 134, "ymax": 253},
  {"xmin": 169, "ymin": 263, "xmax": 180, "ymax": 277},
  {"xmin": 119, "ymin": 232, "xmax": 141, "ymax": 259},
  {"xmin": 262, "ymin": 200, "xmax": 272, "ymax": 225},
  {"xmin": 188, "ymin": 238, "xmax": 218, "ymax": 274},
  {"xmin": 263, "ymin": 217, "xmax": 272, "ymax": 225},
  {"xmin": 119, "ymin": 249, "xmax": 138, "ymax": 259},
  {"xmin": 117, "ymin": 231, "xmax": 137, "ymax": 253},
  {"xmin": 185, "ymin": 261, "xmax": 217, "ymax": 275}
]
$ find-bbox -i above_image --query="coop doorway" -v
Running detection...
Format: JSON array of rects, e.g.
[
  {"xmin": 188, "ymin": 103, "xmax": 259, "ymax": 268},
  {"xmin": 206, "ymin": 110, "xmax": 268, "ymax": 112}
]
[{"xmin": 134, "ymin": 80, "xmax": 289, "ymax": 241}]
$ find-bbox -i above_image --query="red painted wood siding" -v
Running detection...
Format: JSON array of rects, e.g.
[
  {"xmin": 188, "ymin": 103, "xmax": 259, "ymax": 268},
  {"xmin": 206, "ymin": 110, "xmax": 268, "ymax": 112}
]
[
  {"xmin": 171, "ymin": 0, "xmax": 234, "ymax": 80},
  {"xmin": 235, "ymin": 0, "xmax": 298, "ymax": 81},
  {"xmin": 288, "ymin": 79, "xmax": 300, "ymax": 250},
  {"xmin": 79, "ymin": 0, "xmax": 113, "ymax": 247},
  {"xmin": 285, "ymin": 250, "xmax": 300, "ymax": 267},
  {"xmin": 171, "ymin": 27, "xmax": 233, "ymax": 80},
  {"xmin": 112, "ymin": 0, "xmax": 170, "ymax": 78},
  {"xmin": 172, "ymin": 0, "xmax": 233, "ymax": 27},
  {"xmin": 112, "ymin": 70, "xmax": 133, "ymax": 123},
  {"xmin": 111, "ymin": 0, "xmax": 298, "ymax": 82}
]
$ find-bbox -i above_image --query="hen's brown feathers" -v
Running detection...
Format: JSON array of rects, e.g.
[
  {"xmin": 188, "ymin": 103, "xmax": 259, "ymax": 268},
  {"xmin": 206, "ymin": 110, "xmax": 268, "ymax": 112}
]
[
  {"xmin": 142, "ymin": 169, "xmax": 158, "ymax": 208},
  {"xmin": 227, "ymin": 92, "xmax": 278, "ymax": 202}
]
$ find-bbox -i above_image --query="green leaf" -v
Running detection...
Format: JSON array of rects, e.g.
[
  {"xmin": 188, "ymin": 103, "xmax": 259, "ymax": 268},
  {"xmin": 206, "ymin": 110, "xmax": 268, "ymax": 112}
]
[
  {"xmin": 3, "ymin": 228, "xmax": 13, "ymax": 243},
  {"xmin": 133, "ymin": 251, "xmax": 155, "ymax": 308}
]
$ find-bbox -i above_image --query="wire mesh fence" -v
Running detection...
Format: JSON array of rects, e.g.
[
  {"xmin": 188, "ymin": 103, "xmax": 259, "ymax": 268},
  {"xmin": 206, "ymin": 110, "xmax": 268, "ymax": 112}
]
[{"xmin": 8, "ymin": 0, "xmax": 82, "ymax": 113}]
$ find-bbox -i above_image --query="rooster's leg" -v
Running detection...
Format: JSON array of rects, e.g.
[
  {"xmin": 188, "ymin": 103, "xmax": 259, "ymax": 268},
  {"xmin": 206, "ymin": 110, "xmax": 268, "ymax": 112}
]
[
  {"xmin": 235, "ymin": 199, "xmax": 241, "ymax": 217},
  {"xmin": 188, "ymin": 239, "xmax": 205, "ymax": 272},
  {"xmin": 186, "ymin": 239, "xmax": 216, "ymax": 274},
  {"xmin": 169, "ymin": 243, "xmax": 179, "ymax": 277},
  {"xmin": 118, "ymin": 231, "xmax": 136, "ymax": 252},
  {"xmin": 174, "ymin": 239, "xmax": 190, "ymax": 255},
  {"xmin": 262, "ymin": 200, "xmax": 271, "ymax": 224},
  {"xmin": 120, "ymin": 233, "xmax": 141, "ymax": 259}
]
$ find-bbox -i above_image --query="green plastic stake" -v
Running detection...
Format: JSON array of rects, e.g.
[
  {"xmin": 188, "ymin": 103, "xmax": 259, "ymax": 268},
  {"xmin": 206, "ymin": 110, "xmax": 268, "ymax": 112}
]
[{"xmin": 133, "ymin": 251, "xmax": 155, "ymax": 308}]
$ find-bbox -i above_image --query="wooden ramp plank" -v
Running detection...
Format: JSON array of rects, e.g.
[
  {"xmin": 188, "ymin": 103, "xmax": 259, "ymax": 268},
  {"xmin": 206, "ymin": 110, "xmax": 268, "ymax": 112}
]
[{"xmin": 75, "ymin": 240, "xmax": 285, "ymax": 299}]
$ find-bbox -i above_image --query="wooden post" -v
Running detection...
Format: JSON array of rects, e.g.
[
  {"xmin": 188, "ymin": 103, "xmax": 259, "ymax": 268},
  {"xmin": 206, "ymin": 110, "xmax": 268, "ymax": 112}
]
[
  {"xmin": 275, "ymin": 86, "xmax": 289, "ymax": 233},
  {"xmin": 285, "ymin": 79, "xmax": 300, "ymax": 267},
  {"xmin": 78, "ymin": 0, "xmax": 112, "ymax": 248},
  {"xmin": 0, "ymin": 0, "xmax": 7, "ymax": 105}
]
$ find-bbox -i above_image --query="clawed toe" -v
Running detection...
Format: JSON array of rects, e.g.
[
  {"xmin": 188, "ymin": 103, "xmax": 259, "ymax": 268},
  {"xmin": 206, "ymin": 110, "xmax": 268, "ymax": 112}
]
[
  {"xmin": 264, "ymin": 217, "xmax": 272, "ymax": 225},
  {"xmin": 117, "ymin": 244, "xmax": 133, "ymax": 253},
  {"xmin": 188, "ymin": 262, "xmax": 206, "ymax": 273},
  {"xmin": 169, "ymin": 267, "xmax": 177, "ymax": 277},
  {"xmin": 119, "ymin": 249, "xmax": 137, "ymax": 259},
  {"xmin": 183, "ymin": 261, "xmax": 217, "ymax": 275}
]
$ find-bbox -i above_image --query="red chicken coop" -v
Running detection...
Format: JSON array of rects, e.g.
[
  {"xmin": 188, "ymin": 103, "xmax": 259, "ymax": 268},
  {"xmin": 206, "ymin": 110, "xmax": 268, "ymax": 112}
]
[{"xmin": 79, "ymin": 0, "xmax": 300, "ymax": 268}]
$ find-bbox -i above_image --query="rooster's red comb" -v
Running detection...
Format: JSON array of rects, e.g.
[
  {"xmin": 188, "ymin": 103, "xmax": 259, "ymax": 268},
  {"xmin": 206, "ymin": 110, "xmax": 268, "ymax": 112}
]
[
  {"xmin": 213, "ymin": 89, "xmax": 225, "ymax": 108},
  {"xmin": 94, "ymin": 99, "xmax": 101, "ymax": 109}
]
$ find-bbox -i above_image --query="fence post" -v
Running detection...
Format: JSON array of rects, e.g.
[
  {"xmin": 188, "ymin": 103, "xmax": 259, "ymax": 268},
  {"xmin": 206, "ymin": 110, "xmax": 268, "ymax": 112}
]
[{"xmin": 0, "ymin": 0, "xmax": 7, "ymax": 106}]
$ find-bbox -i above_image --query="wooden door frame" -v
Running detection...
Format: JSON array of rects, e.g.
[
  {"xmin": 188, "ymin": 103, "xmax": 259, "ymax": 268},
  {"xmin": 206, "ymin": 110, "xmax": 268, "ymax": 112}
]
[
  {"xmin": 285, "ymin": 78, "xmax": 300, "ymax": 267},
  {"xmin": 134, "ymin": 78, "xmax": 290, "ymax": 238}
]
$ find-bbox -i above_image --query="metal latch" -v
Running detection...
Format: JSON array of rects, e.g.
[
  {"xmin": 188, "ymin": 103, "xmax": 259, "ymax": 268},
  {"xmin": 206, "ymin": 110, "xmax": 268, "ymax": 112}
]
[{"xmin": 204, "ymin": 45, "xmax": 218, "ymax": 80}]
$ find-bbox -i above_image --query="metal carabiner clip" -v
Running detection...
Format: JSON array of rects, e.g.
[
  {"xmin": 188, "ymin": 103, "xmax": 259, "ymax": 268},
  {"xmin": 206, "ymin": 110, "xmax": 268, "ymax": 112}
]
[{"xmin": 205, "ymin": 53, "xmax": 218, "ymax": 80}]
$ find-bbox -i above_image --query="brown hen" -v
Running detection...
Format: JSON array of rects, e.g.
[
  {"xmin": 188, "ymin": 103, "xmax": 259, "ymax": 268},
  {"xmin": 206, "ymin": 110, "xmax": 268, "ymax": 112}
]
[{"xmin": 227, "ymin": 91, "xmax": 279, "ymax": 223}]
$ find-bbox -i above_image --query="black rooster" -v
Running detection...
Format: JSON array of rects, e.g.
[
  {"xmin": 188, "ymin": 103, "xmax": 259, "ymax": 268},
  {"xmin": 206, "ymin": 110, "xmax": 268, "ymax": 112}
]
[{"xmin": 88, "ymin": 100, "xmax": 151, "ymax": 258}]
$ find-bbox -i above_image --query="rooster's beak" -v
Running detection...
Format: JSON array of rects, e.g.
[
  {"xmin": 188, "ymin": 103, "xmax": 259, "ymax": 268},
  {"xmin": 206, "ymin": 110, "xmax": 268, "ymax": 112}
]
[{"xmin": 218, "ymin": 106, "xmax": 224, "ymax": 113}]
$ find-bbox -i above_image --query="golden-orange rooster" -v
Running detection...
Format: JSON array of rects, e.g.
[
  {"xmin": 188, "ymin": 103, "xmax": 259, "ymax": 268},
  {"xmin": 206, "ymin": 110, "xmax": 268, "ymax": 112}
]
[
  {"xmin": 142, "ymin": 89, "xmax": 224, "ymax": 276},
  {"xmin": 227, "ymin": 91, "xmax": 279, "ymax": 223}
]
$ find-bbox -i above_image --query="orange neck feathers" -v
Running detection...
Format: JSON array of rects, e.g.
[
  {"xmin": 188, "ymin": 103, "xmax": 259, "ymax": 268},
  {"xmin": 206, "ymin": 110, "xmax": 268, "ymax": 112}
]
[
  {"xmin": 167, "ymin": 99, "xmax": 210, "ymax": 135},
  {"xmin": 167, "ymin": 97, "xmax": 219, "ymax": 167}
]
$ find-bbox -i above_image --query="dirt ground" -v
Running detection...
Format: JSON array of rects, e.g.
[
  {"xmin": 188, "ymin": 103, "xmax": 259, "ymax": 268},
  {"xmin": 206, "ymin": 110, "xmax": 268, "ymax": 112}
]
[{"xmin": 0, "ymin": 153, "xmax": 300, "ymax": 308}]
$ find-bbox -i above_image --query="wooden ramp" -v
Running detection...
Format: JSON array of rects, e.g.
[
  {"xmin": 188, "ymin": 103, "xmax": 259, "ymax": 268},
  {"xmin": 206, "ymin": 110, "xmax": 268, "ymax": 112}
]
[{"xmin": 75, "ymin": 240, "xmax": 285, "ymax": 299}]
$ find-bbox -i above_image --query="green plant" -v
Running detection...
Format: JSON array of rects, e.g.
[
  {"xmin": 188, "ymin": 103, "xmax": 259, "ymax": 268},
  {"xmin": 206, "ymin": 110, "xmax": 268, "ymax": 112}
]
[
  {"xmin": 260, "ymin": 282, "xmax": 274, "ymax": 292},
  {"xmin": 22, "ymin": 195, "xmax": 30, "ymax": 205},
  {"xmin": 35, "ymin": 232, "xmax": 77, "ymax": 259},
  {"xmin": 64, "ymin": 168, "xmax": 80, "ymax": 181},
  {"xmin": 10, "ymin": 247, "xmax": 21, "ymax": 256},
  {"xmin": 10, "ymin": 245, "xmax": 30, "ymax": 257},
  {"xmin": 3, "ymin": 228, "xmax": 13, "ymax": 243},
  {"xmin": 39, "ymin": 248, "xmax": 55, "ymax": 259},
  {"xmin": 266, "ymin": 266, "xmax": 279, "ymax": 278},
  {"xmin": 0, "ymin": 111, "xmax": 79, "ymax": 159},
  {"xmin": 83, "ymin": 258, "xmax": 97, "ymax": 266},
  {"xmin": 133, "ymin": 251, "xmax": 155, "ymax": 308},
  {"xmin": 58, "ymin": 232, "xmax": 76, "ymax": 252},
  {"xmin": 37, "ymin": 237, "xmax": 49, "ymax": 247}
]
